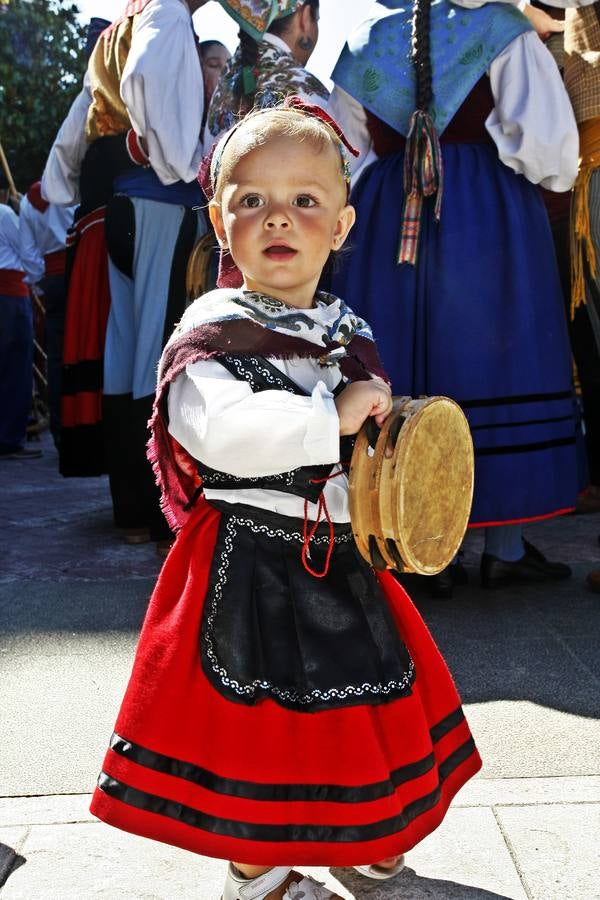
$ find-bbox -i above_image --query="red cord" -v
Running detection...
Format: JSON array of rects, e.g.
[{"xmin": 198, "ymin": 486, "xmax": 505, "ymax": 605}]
[{"xmin": 301, "ymin": 468, "xmax": 345, "ymax": 578}]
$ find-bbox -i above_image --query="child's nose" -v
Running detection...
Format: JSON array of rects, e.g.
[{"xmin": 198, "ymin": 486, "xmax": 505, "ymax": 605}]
[{"xmin": 265, "ymin": 207, "xmax": 290, "ymax": 228}]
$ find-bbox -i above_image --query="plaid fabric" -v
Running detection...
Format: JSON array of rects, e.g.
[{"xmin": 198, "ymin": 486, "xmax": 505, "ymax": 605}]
[
  {"xmin": 398, "ymin": 111, "xmax": 444, "ymax": 266},
  {"xmin": 571, "ymin": 117, "xmax": 600, "ymax": 315},
  {"xmin": 565, "ymin": 4, "xmax": 600, "ymax": 124}
]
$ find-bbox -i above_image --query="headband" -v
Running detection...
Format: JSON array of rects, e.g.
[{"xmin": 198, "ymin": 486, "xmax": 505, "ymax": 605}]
[{"xmin": 203, "ymin": 97, "xmax": 360, "ymax": 201}]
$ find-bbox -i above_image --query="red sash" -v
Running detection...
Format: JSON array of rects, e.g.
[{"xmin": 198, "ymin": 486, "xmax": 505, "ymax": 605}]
[
  {"xmin": 0, "ymin": 269, "xmax": 28, "ymax": 297},
  {"xmin": 27, "ymin": 181, "xmax": 50, "ymax": 214},
  {"xmin": 44, "ymin": 249, "xmax": 67, "ymax": 277}
]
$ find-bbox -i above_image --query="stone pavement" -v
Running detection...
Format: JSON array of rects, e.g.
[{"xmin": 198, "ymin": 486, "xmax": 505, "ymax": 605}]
[{"xmin": 1, "ymin": 433, "xmax": 599, "ymax": 900}]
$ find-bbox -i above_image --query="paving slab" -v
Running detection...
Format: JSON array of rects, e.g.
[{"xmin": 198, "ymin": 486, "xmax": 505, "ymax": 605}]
[
  {"xmin": 457, "ymin": 774, "xmax": 600, "ymax": 808},
  {"xmin": 495, "ymin": 803, "xmax": 600, "ymax": 900},
  {"xmin": 0, "ymin": 795, "xmax": 94, "ymax": 828},
  {"xmin": 0, "ymin": 809, "xmax": 529, "ymax": 900},
  {"xmin": 464, "ymin": 701, "xmax": 600, "ymax": 778},
  {"xmin": 331, "ymin": 807, "xmax": 528, "ymax": 900},
  {"xmin": 0, "ymin": 650, "xmax": 132, "ymax": 796},
  {"xmin": 0, "ymin": 822, "xmax": 353, "ymax": 900}
]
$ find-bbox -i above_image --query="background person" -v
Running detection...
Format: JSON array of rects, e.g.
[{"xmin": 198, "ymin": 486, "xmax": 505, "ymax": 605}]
[
  {"xmin": 18, "ymin": 181, "xmax": 75, "ymax": 449},
  {"xmin": 0, "ymin": 174, "xmax": 40, "ymax": 461},
  {"xmin": 331, "ymin": 0, "xmax": 580, "ymax": 595}
]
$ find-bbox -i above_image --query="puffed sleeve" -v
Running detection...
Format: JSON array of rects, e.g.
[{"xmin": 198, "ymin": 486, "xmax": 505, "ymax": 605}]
[
  {"xmin": 18, "ymin": 199, "xmax": 45, "ymax": 285},
  {"xmin": 486, "ymin": 31, "xmax": 579, "ymax": 190},
  {"xmin": 41, "ymin": 75, "xmax": 91, "ymax": 205},
  {"xmin": 327, "ymin": 85, "xmax": 378, "ymax": 184},
  {"xmin": 167, "ymin": 360, "xmax": 340, "ymax": 478},
  {"xmin": 120, "ymin": 1, "xmax": 204, "ymax": 185}
]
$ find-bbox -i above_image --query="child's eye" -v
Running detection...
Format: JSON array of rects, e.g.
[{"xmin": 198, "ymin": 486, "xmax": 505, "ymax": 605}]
[
  {"xmin": 293, "ymin": 195, "xmax": 317, "ymax": 208},
  {"xmin": 240, "ymin": 194, "xmax": 264, "ymax": 208}
]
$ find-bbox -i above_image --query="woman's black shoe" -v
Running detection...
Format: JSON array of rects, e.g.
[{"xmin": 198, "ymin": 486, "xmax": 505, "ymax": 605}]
[
  {"xmin": 586, "ymin": 570, "xmax": 600, "ymax": 593},
  {"xmin": 428, "ymin": 560, "xmax": 468, "ymax": 599},
  {"xmin": 481, "ymin": 540, "xmax": 571, "ymax": 589}
]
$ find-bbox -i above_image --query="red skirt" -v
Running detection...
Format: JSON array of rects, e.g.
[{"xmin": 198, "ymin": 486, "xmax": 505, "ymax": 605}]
[
  {"xmin": 90, "ymin": 498, "xmax": 481, "ymax": 866},
  {"xmin": 60, "ymin": 207, "xmax": 110, "ymax": 476}
]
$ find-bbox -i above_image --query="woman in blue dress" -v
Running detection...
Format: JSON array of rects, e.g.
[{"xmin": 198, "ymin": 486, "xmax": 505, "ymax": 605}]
[{"xmin": 330, "ymin": 0, "xmax": 581, "ymax": 594}]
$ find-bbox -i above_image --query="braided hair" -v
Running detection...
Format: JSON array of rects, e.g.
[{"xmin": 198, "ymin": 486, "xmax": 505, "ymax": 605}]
[
  {"xmin": 411, "ymin": 0, "xmax": 433, "ymax": 112},
  {"xmin": 235, "ymin": 0, "xmax": 320, "ymax": 106}
]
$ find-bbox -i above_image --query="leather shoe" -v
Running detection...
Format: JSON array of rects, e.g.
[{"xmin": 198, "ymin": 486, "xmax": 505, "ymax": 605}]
[
  {"xmin": 586, "ymin": 570, "xmax": 600, "ymax": 594},
  {"xmin": 481, "ymin": 539, "xmax": 571, "ymax": 589},
  {"xmin": 428, "ymin": 560, "xmax": 468, "ymax": 599}
]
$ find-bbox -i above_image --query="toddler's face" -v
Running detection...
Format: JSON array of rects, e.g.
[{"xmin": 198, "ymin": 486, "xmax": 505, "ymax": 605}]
[{"xmin": 210, "ymin": 134, "xmax": 355, "ymax": 308}]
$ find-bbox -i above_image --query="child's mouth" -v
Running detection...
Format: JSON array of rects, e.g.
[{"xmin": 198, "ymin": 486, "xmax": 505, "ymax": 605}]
[{"xmin": 264, "ymin": 244, "xmax": 297, "ymax": 260}]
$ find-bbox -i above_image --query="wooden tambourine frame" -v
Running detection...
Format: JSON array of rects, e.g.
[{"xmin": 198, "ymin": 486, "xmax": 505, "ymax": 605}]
[{"xmin": 349, "ymin": 396, "xmax": 474, "ymax": 575}]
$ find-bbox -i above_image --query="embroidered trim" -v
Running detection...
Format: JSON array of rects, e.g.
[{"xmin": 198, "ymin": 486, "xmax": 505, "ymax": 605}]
[
  {"xmin": 203, "ymin": 516, "xmax": 414, "ymax": 705},
  {"xmin": 221, "ymin": 354, "xmax": 288, "ymax": 391},
  {"xmin": 201, "ymin": 468, "xmax": 296, "ymax": 488}
]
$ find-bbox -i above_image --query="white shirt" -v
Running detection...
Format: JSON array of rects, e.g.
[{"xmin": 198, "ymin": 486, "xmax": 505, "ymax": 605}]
[
  {"xmin": 330, "ymin": 30, "xmax": 579, "ymax": 191},
  {"xmin": 41, "ymin": 75, "xmax": 92, "ymax": 205},
  {"xmin": 168, "ymin": 351, "xmax": 351, "ymax": 523},
  {"xmin": 0, "ymin": 205, "xmax": 24, "ymax": 272},
  {"xmin": 121, "ymin": 0, "xmax": 205, "ymax": 185},
  {"xmin": 18, "ymin": 197, "xmax": 75, "ymax": 284}
]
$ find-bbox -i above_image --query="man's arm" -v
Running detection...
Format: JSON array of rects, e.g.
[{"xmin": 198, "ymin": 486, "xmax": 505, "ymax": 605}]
[{"xmin": 120, "ymin": 1, "xmax": 205, "ymax": 185}]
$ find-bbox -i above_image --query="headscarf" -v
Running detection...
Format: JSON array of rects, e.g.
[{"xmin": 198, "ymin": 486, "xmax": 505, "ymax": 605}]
[{"xmin": 216, "ymin": 0, "xmax": 304, "ymax": 42}]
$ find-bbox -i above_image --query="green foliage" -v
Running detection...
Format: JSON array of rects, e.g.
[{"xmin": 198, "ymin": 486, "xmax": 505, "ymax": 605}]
[{"xmin": 0, "ymin": 0, "xmax": 86, "ymax": 191}]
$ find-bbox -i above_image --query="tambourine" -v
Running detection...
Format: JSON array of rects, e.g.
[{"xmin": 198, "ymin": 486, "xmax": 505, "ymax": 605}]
[{"xmin": 349, "ymin": 396, "xmax": 474, "ymax": 575}]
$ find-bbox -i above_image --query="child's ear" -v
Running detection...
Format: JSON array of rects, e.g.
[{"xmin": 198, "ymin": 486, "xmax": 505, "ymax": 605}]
[
  {"xmin": 331, "ymin": 204, "xmax": 356, "ymax": 251},
  {"xmin": 209, "ymin": 203, "xmax": 227, "ymax": 246}
]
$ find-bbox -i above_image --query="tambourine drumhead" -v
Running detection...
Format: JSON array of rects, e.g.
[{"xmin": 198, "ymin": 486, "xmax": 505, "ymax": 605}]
[{"xmin": 349, "ymin": 396, "xmax": 474, "ymax": 576}]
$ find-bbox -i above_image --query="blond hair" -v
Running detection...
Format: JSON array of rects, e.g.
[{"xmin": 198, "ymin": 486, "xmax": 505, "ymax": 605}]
[{"xmin": 210, "ymin": 106, "xmax": 348, "ymax": 203}]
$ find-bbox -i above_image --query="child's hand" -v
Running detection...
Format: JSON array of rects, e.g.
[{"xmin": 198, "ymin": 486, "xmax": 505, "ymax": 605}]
[{"xmin": 335, "ymin": 378, "xmax": 393, "ymax": 436}]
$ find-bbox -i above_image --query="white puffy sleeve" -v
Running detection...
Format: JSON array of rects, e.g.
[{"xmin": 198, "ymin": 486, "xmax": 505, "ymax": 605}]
[
  {"xmin": 0, "ymin": 206, "xmax": 22, "ymax": 260},
  {"xmin": 486, "ymin": 31, "xmax": 579, "ymax": 190},
  {"xmin": 167, "ymin": 360, "xmax": 340, "ymax": 478},
  {"xmin": 451, "ymin": 0, "xmax": 596, "ymax": 7},
  {"xmin": 327, "ymin": 85, "xmax": 378, "ymax": 184},
  {"xmin": 41, "ymin": 76, "xmax": 91, "ymax": 205},
  {"xmin": 18, "ymin": 199, "xmax": 45, "ymax": 285},
  {"xmin": 120, "ymin": 1, "xmax": 204, "ymax": 185}
]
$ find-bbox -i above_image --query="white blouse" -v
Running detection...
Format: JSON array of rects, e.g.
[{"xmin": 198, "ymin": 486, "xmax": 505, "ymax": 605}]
[
  {"xmin": 330, "ymin": 29, "xmax": 579, "ymax": 191},
  {"xmin": 0, "ymin": 206, "xmax": 24, "ymax": 273},
  {"xmin": 167, "ymin": 304, "xmax": 351, "ymax": 523},
  {"xmin": 18, "ymin": 198, "xmax": 75, "ymax": 285},
  {"xmin": 41, "ymin": 76, "xmax": 92, "ymax": 206}
]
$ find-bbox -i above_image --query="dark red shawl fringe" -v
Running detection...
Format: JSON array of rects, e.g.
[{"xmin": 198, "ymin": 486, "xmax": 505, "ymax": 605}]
[{"xmin": 147, "ymin": 316, "xmax": 388, "ymax": 533}]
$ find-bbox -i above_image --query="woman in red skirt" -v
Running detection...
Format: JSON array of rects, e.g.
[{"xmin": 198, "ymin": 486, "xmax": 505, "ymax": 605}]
[{"xmin": 90, "ymin": 100, "xmax": 481, "ymax": 900}]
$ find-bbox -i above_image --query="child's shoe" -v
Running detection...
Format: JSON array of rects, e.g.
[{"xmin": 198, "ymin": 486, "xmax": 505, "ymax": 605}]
[
  {"xmin": 353, "ymin": 854, "xmax": 405, "ymax": 880},
  {"xmin": 222, "ymin": 864, "xmax": 341, "ymax": 899}
]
